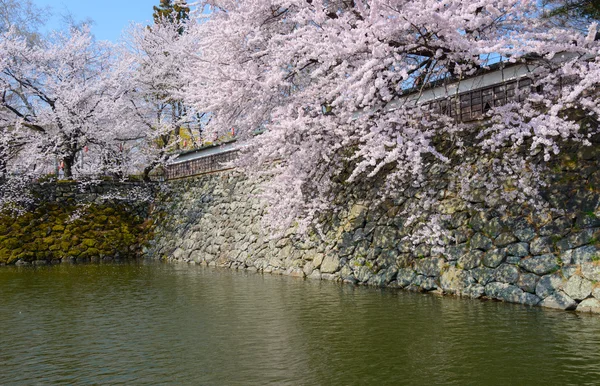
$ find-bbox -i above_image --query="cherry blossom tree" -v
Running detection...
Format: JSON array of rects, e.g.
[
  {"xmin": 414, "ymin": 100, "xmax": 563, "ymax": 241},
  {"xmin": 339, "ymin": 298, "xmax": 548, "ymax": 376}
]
[
  {"xmin": 120, "ymin": 16, "xmax": 205, "ymax": 181},
  {"xmin": 0, "ymin": 26, "xmax": 130, "ymax": 179},
  {"xmin": 181, "ymin": 0, "xmax": 600, "ymax": 237},
  {"xmin": 0, "ymin": 0, "xmax": 48, "ymax": 44}
]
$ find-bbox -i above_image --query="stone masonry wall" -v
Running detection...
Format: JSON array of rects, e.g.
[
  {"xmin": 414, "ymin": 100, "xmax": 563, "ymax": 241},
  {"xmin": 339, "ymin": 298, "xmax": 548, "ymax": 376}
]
[
  {"xmin": 148, "ymin": 141, "xmax": 600, "ymax": 314},
  {"xmin": 0, "ymin": 181, "xmax": 154, "ymax": 265}
]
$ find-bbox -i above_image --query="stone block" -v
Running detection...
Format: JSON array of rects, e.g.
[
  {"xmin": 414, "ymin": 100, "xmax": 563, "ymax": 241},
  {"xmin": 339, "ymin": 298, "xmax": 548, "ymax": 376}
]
[
  {"xmin": 514, "ymin": 219, "xmax": 536, "ymax": 242},
  {"xmin": 593, "ymin": 287, "xmax": 600, "ymax": 300},
  {"xmin": 471, "ymin": 233, "xmax": 493, "ymax": 251},
  {"xmin": 562, "ymin": 245, "xmax": 600, "ymax": 265},
  {"xmin": 355, "ymin": 265, "xmax": 373, "ymax": 283},
  {"xmin": 564, "ymin": 275, "xmax": 593, "ymax": 301},
  {"xmin": 459, "ymin": 250, "xmax": 483, "ymax": 270},
  {"xmin": 320, "ymin": 254, "xmax": 340, "ymax": 274},
  {"xmin": 581, "ymin": 263, "xmax": 600, "ymax": 282},
  {"xmin": 420, "ymin": 277, "xmax": 437, "ymax": 291},
  {"xmin": 448, "ymin": 212, "xmax": 470, "ymax": 230},
  {"xmin": 396, "ymin": 268, "xmax": 416, "ymax": 288},
  {"xmin": 453, "ymin": 226, "xmax": 474, "ymax": 244},
  {"xmin": 567, "ymin": 228, "xmax": 595, "ymax": 249},
  {"xmin": 469, "ymin": 211, "xmax": 488, "ymax": 232},
  {"xmin": 495, "ymin": 233, "xmax": 517, "ymax": 247},
  {"xmin": 485, "ymin": 282, "xmax": 529, "ymax": 304},
  {"xmin": 416, "ymin": 240, "xmax": 435, "ymax": 256},
  {"xmin": 464, "ymin": 284, "xmax": 485, "ymax": 299},
  {"xmin": 482, "ymin": 248, "xmax": 506, "ymax": 268},
  {"xmin": 519, "ymin": 254, "xmax": 559, "ymax": 275},
  {"xmin": 530, "ymin": 237, "xmax": 553, "ymax": 255},
  {"xmin": 522, "ymin": 293, "xmax": 542, "ymax": 306},
  {"xmin": 506, "ymin": 242, "xmax": 529, "ymax": 257},
  {"xmin": 517, "ymin": 273, "xmax": 539, "ymax": 294},
  {"xmin": 440, "ymin": 267, "xmax": 475, "ymax": 294},
  {"xmin": 494, "ymin": 264, "xmax": 520, "ymax": 284},
  {"xmin": 443, "ymin": 243, "xmax": 468, "ymax": 261},
  {"xmin": 483, "ymin": 217, "xmax": 504, "ymax": 239},
  {"xmin": 576, "ymin": 298, "xmax": 600, "ymax": 313},
  {"xmin": 536, "ymin": 273, "xmax": 566, "ymax": 299},
  {"xmin": 470, "ymin": 266, "xmax": 495, "ymax": 285},
  {"xmin": 372, "ymin": 226, "xmax": 398, "ymax": 249},
  {"xmin": 539, "ymin": 216, "xmax": 572, "ymax": 237},
  {"xmin": 539, "ymin": 291, "xmax": 577, "ymax": 310},
  {"xmin": 415, "ymin": 257, "xmax": 445, "ymax": 277}
]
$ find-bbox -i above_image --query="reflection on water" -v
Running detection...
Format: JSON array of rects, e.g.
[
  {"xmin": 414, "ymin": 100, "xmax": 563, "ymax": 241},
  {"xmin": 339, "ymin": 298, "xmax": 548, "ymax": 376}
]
[{"xmin": 1, "ymin": 262, "xmax": 600, "ymax": 385}]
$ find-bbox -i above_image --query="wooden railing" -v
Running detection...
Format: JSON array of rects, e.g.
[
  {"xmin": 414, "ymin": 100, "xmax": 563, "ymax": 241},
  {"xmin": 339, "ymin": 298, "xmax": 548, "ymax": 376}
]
[{"xmin": 166, "ymin": 149, "xmax": 238, "ymax": 180}]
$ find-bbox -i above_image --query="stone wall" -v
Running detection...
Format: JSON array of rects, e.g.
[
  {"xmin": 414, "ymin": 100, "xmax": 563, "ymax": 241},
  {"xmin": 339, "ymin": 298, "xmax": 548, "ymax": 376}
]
[
  {"xmin": 0, "ymin": 181, "xmax": 154, "ymax": 265},
  {"xmin": 147, "ymin": 139, "xmax": 600, "ymax": 314}
]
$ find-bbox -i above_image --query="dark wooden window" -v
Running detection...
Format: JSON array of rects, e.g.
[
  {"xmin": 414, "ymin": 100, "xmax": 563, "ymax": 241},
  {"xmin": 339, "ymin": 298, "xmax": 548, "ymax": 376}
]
[{"xmin": 423, "ymin": 77, "xmax": 534, "ymax": 122}]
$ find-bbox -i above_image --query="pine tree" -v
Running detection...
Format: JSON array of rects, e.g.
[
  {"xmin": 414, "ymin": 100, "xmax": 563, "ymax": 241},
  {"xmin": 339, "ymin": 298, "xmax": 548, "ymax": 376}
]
[
  {"xmin": 145, "ymin": 0, "xmax": 198, "ymax": 159},
  {"xmin": 541, "ymin": 0, "xmax": 600, "ymax": 33},
  {"xmin": 548, "ymin": 0, "xmax": 600, "ymax": 20},
  {"xmin": 152, "ymin": 0, "xmax": 190, "ymax": 34}
]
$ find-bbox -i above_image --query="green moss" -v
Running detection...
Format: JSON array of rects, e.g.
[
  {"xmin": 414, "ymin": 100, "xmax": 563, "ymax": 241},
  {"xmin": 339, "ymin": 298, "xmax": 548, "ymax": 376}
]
[
  {"xmin": 85, "ymin": 248, "xmax": 100, "ymax": 256},
  {"xmin": 0, "ymin": 248, "xmax": 10, "ymax": 264},
  {"xmin": 1, "ymin": 196, "xmax": 152, "ymax": 265},
  {"xmin": 2, "ymin": 238, "xmax": 20, "ymax": 249},
  {"xmin": 6, "ymin": 254, "xmax": 20, "ymax": 264},
  {"xmin": 16, "ymin": 250, "xmax": 35, "ymax": 260},
  {"xmin": 82, "ymin": 239, "xmax": 96, "ymax": 247},
  {"xmin": 60, "ymin": 241, "xmax": 71, "ymax": 252}
]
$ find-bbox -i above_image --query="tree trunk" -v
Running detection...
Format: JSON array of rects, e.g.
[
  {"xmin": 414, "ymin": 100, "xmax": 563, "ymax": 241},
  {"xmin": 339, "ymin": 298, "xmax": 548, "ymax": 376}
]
[
  {"xmin": 0, "ymin": 147, "xmax": 7, "ymax": 180},
  {"xmin": 62, "ymin": 155, "xmax": 75, "ymax": 179},
  {"xmin": 143, "ymin": 161, "xmax": 158, "ymax": 182}
]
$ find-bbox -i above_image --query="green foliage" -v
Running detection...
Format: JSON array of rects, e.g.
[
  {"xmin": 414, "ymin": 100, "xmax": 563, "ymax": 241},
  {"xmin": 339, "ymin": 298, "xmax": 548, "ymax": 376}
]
[
  {"xmin": 546, "ymin": 0, "xmax": 600, "ymax": 20},
  {"xmin": 153, "ymin": 0, "xmax": 190, "ymax": 33}
]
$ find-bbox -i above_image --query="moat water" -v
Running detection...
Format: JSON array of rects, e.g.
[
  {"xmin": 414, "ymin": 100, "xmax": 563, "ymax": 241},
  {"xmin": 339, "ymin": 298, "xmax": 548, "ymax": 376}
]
[{"xmin": 1, "ymin": 261, "xmax": 600, "ymax": 385}]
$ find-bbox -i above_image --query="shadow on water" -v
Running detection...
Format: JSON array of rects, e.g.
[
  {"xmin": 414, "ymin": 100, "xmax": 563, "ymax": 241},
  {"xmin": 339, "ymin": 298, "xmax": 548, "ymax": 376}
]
[{"xmin": 1, "ymin": 261, "xmax": 600, "ymax": 385}]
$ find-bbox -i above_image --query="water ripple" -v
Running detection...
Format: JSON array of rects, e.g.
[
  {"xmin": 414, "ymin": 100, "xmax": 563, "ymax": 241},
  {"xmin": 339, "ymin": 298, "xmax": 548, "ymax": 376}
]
[{"xmin": 1, "ymin": 262, "xmax": 600, "ymax": 385}]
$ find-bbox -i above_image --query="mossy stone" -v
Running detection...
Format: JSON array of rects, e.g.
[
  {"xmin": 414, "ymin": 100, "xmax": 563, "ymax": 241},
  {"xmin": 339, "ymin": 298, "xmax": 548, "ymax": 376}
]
[
  {"xmin": 6, "ymin": 254, "xmax": 20, "ymax": 264},
  {"xmin": 1, "ymin": 192, "xmax": 151, "ymax": 264},
  {"xmin": 3, "ymin": 238, "xmax": 21, "ymax": 249},
  {"xmin": 15, "ymin": 251, "xmax": 35, "ymax": 261},
  {"xmin": 0, "ymin": 248, "xmax": 10, "ymax": 263},
  {"xmin": 67, "ymin": 249, "xmax": 81, "ymax": 257},
  {"xmin": 86, "ymin": 247, "xmax": 100, "ymax": 257},
  {"xmin": 82, "ymin": 239, "xmax": 96, "ymax": 248}
]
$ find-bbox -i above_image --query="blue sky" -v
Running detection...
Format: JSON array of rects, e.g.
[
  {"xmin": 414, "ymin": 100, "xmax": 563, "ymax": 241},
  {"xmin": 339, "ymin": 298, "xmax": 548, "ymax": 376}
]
[{"xmin": 33, "ymin": 0, "xmax": 161, "ymax": 41}]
